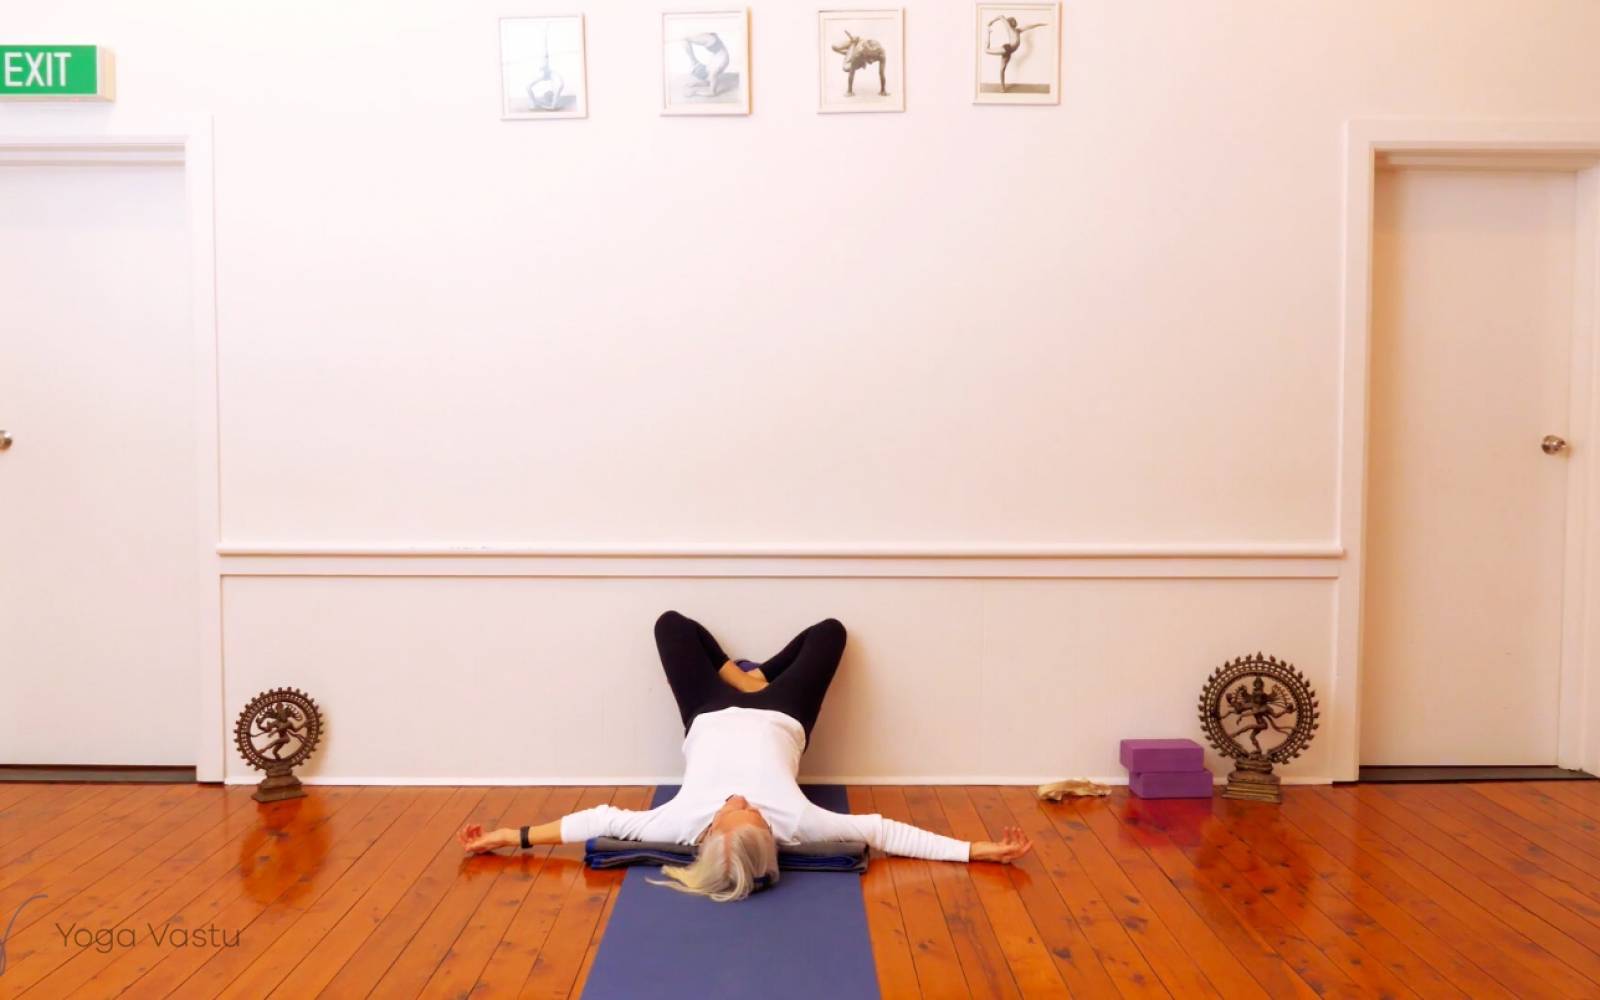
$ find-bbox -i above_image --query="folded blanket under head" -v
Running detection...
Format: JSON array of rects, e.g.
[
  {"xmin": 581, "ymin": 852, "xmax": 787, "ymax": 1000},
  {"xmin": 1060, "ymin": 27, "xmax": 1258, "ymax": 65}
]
[{"xmin": 584, "ymin": 837, "xmax": 868, "ymax": 873}]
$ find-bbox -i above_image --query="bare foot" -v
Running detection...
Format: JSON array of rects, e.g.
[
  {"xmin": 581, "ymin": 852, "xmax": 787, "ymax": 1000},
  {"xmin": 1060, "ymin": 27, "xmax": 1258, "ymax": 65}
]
[{"xmin": 719, "ymin": 660, "xmax": 769, "ymax": 693}]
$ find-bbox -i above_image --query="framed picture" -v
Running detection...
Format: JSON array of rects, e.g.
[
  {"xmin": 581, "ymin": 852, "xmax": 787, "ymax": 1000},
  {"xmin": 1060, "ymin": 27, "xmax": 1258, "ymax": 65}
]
[
  {"xmin": 974, "ymin": 3, "xmax": 1060, "ymax": 105},
  {"xmin": 500, "ymin": 15, "xmax": 588, "ymax": 119},
  {"xmin": 817, "ymin": 9, "xmax": 904, "ymax": 113},
  {"xmin": 661, "ymin": 9, "xmax": 751, "ymax": 115}
]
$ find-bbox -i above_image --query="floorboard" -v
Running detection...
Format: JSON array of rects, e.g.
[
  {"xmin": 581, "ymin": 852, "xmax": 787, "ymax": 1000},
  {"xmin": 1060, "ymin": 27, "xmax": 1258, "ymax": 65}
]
[
  {"xmin": 849, "ymin": 785, "xmax": 922, "ymax": 998},
  {"xmin": 5, "ymin": 781, "xmax": 1600, "ymax": 998},
  {"xmin": 871, "ymin": 786, "xmax": 972, "ymax": 999}
]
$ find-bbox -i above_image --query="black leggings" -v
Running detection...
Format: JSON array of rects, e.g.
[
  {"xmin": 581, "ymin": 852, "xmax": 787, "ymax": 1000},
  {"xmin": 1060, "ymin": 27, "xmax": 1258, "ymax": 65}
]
[{"xmin": 653, "ymin": 610, "xmax": 847, "ymax": 745}]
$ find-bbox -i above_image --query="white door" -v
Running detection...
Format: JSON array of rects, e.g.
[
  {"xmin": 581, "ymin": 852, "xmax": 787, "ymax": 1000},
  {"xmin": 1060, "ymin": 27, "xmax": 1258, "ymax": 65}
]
[
  {"xmin": 0, "ymin": 163, "xmax": 199, "ymax": 766},
  {"xmin": 1361, "ymin": 167, "xmax": 1576, "ymax": 766}
]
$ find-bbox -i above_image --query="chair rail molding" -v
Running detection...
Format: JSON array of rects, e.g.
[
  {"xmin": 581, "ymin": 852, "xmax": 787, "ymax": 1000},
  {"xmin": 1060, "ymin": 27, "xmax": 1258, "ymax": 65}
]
[{"xmin": 216, "ymin": 540, "xmax": 1346, "ymax": 579}]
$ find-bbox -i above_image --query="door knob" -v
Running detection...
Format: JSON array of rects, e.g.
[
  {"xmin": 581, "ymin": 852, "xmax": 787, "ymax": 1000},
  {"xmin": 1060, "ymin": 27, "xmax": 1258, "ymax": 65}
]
[
  {"xmin": 0, "ymin": 429, "xmax": 10, "ymax": 451},
  {"xmin": 1542, "ymin": 434, "xmax": 1568, "ymax": 455}
]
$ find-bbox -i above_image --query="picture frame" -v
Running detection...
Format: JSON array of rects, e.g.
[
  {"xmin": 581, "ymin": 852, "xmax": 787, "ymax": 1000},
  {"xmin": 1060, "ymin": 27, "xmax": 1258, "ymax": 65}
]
[
  {"xmin": 817, "ymin": 9, "xmax": 905, "ymax": 113},
  {"xmin": 661, "ymin": 9, "xmax": 752, "ymax": 116},
  {"xmin": 500, "ymin": 15, "xmax": 588, "ymax": 120},
  {"xmin": 973, "ymin": 2, "xmax": 1060, "ymax": 105}
]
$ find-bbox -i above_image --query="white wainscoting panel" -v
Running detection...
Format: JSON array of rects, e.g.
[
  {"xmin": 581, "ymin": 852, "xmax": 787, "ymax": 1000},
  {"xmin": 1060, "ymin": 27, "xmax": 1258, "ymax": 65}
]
[{"xmin": 221, "ymin": 574, "xmax": 1336, "ymax": 784}]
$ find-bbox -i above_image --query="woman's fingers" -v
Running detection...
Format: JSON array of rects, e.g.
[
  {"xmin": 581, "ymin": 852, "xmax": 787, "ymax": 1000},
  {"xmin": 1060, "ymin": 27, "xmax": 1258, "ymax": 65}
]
[
  {"xmin": 459, "ymin": 823, "xmax": 491, "ymax": 852},
  {"xmin": 991, "ymin": 826, "xmax": 1032, "ymax": 862},
  {"xmin": 972, "ymin": 831, "xmax": 1028, "ymax": 863}
]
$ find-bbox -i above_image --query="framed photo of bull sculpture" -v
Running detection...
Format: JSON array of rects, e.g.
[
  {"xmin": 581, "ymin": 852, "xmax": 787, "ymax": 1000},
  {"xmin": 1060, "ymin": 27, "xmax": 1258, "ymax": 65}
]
[
  {"xmin": 817, "ymin": 9, "xmax": 905, "ymax": 113},
  {"xmin": 974, "ymin": 2, "xmax": 1060, "ymax": 105}
]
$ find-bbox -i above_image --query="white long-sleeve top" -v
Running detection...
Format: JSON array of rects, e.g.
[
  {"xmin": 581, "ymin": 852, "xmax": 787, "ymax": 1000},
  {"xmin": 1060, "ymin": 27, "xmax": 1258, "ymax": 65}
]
[{"xmin": 560, "ymin": 707, "xmax": 970, "ymax": 862}]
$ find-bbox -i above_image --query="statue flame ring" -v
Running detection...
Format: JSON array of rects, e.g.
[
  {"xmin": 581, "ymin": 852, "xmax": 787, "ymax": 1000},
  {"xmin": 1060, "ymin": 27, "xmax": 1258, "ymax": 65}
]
[
  {"xmin": 234, "ymin": 687, "xmax": 323, "ymax": 772},
  {"xmin": 1196, "ymin": 653, "xmax": 1319, "ymax": 765}
]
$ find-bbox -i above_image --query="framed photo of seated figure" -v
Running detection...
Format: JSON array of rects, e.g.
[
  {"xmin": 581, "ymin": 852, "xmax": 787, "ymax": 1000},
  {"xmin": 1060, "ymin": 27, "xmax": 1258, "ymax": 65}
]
[
  {"xmin": 817, "ymin": 9, "xmax": 905, "ymax": 113},
  {"xmin": 974, "ymin": 2, "xmax": 1060, "ymax": 105},
  {"xmin": 662, "ymin": 9, "xmax": 752, "ymax": 115}
]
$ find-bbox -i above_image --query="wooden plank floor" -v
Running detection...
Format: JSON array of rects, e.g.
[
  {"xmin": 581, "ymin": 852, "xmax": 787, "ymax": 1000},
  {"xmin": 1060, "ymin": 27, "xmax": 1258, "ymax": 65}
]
[{"xmin": 3, "ymin": 782, "xmax": 1600, "ymax": 997}]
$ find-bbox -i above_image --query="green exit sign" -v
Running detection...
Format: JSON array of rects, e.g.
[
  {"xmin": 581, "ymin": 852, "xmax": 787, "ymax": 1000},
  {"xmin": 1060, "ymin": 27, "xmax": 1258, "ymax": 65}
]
[{"xmin": 0, "ymin": 45, "xmax": 115, "ymax": 101}]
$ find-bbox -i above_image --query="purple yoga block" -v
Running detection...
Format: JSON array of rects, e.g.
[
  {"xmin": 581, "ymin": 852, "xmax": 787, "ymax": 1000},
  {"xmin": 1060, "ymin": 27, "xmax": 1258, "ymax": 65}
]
[
  {"xmin": 1119, "ymin": 738, "xmax": 1204, "ymax": 773},
  {"xmin": 1130, "ymin": 769, "xmax": 1215, "ymax": 799}
]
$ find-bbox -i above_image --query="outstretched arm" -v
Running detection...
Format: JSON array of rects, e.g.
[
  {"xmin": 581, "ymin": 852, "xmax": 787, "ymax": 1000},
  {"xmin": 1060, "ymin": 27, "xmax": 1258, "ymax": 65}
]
[
  {"xmin": 459, "ymin": 818, "xmax": 559, "ymax": 854},
  {"xmin": 459, "ymin": 803, "xmax": 660, "ymax": 854},
  {"xmin": 800, "ymin": 805, "xmax": 1032, "ymax": 864}
]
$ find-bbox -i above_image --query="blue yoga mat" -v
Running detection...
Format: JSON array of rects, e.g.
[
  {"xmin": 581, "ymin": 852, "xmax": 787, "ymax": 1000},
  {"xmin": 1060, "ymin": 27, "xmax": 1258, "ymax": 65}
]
[{"xmin": 581, "ymin": 784, "xmax": 880, "ymax": 1000}]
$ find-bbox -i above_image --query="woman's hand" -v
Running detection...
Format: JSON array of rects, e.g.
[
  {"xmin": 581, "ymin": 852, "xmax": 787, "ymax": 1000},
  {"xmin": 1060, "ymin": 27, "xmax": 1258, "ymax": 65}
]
[
  {"xmin": 458, "ymin": 824, "xmax": 518, "ymax": 854},
  {"xmin": 969, "ymin": 826, "xmax": 1033, "ymax": 863}
]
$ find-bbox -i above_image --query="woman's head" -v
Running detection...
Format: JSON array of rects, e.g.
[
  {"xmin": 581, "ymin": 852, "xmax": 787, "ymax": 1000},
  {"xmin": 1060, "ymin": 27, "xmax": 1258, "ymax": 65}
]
[
  {"xmin": 707, "ymin": 794, "xmax": 769, "ymax": 836},
  {"xmin": 650, "ymin": 795, "xmax": 779, "ymax": 903}
]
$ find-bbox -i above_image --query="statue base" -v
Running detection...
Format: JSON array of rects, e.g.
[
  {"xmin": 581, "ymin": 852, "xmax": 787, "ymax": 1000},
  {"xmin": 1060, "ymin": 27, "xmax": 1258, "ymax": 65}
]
[
  {"xmin": 1221, "ymin": 756, "xmax": 1281, "ymax": 803},
  {"xmin": 253, "ymin": 766, "xmax": 305, "ymax": 803}
]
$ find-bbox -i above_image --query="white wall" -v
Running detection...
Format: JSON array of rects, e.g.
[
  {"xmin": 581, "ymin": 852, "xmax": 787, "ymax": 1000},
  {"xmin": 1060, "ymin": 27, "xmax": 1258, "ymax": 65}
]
[
  {"xmin": 220, "ymin": 573, "xmax": 1336, "ymax": 783},
  {"xmin": 6, "ymin": 1, "xmax": 1600, "ymax": 782}
]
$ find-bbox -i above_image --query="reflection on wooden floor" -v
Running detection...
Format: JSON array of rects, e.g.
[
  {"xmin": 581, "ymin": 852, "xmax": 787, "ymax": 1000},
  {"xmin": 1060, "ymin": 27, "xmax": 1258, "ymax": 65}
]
[{"xmin": 1, "ymin": 781, "xmax": 1598, "ymax": 997}]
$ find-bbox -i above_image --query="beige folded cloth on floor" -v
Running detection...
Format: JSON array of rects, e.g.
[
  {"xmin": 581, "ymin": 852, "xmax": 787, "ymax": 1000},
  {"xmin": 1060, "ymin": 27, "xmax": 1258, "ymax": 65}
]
[{"xmin": 1036, "ymin": 779, "xmax": 1112, "ymax": 801}]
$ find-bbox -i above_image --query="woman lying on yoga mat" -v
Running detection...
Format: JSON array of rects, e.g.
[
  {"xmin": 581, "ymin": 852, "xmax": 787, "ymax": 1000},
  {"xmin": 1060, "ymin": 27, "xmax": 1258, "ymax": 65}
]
[{"xmin": 459, "ymin": 611, "xmax": 1032, "ymax": 901}]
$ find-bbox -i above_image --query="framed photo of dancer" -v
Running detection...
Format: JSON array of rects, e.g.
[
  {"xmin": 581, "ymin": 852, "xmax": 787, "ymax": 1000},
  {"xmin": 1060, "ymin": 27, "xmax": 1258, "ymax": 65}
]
[
  {"xmin": 661, "ymin": 9, "xmax": 752, "ymax": 115},
  {"xmin": 500, "ymin": 15, "xmax": 588, "ymax": 120},
  {"xmin": 817, "ymin": 9, "xmax": 905, "ymax": 113},
  {"xmin": 974, "ymin": 2, "xmax": 1060, "ymax": 105}
]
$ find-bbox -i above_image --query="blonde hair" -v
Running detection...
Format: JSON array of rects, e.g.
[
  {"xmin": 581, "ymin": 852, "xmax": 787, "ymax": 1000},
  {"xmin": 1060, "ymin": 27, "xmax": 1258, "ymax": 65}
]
[{"xmin": 650, "ymin": 824, "xmax": 780, "ymax": 903}]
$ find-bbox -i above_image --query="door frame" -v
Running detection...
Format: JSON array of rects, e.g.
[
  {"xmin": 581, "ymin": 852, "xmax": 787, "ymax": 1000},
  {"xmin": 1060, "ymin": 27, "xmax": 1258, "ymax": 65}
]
[
  {"xmin": 0, "ymin": 114, "xmax": 223, "ymax": 780},
  {"xmin": 1336, "ymin": 120, "xmax": 1600, "ymax": 780}
]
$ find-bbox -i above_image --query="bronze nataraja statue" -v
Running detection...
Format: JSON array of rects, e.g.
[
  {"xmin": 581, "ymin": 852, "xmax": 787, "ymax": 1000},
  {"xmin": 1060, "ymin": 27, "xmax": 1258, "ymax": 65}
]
[
  {"xmin": 235, "ymin": 687, "xmax": 323, "ymax": 803},
  {"xmin": 1198, "ymin": 654, "xmax": 1318, "ymax": 802}
]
